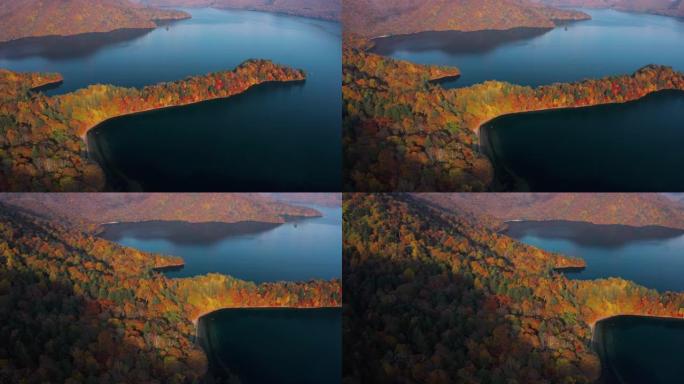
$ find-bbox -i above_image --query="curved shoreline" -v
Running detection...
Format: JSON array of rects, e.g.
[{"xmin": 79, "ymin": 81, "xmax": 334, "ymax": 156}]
[
  {"xmin": 590, "ymin": 313, "xmax": 684, "ymax": 333},
  {"xmin": 192, "ymin": 305, "xmax": 342, "ymax": 325},
  {"xmin": 81, "ymin": 78, "xmax": 306, "ymax": 141},
  {"xmin": 476, "ymin": 89, "xmax": 684, "ymax": 139}
]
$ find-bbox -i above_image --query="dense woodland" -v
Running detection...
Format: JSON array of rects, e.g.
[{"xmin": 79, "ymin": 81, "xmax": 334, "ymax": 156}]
[
  {"xmin": 0, "ymin": 197, "xmax": 341, "ymax": 383},
  {"xmin": 343, "ymin": 48, "xmax": 684, "ymax": 191},
  {"xmin": 343, "ymin": 193, "xmax": 684, "ymax": 384},
  {"xmin": 0, "ymin": 60, "xmax": 305, "ymax": 192},
  {"xmin": 0, "ymin": 0, "xmax": 190, "ymax": 43},
  {"xmin": 342, "ymin": 0, "xmax": 588, "ymax": 38}
]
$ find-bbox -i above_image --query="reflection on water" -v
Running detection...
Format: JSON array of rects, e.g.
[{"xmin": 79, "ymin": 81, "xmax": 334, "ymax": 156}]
[
  {"xmin": 100, "ymin": 220, "xmax": 281, "ymax": 245},
  {"xmin": 505, "ymin": 220, "xmax": 684, "ymax": 248},
  {"xmin": 505, "ymin": 220, "xmax": 684, "ymax": 292},
  {"xmin": 0, "ymin": 29, "xmax": 152, "ymax": 60},
  {"xmin": 595, "ymin": 315, "xmax": 684, "ymax": 384},
  {"xmin": 100, "ymin": 205, "xmax": 342, "ymax": 282},
  {"xmin": 371, "ymin": 9, "xmax": 684, "ymax": 87},
  {"xmin": 372, "ymin": 28, "xmax": 550, "ymax": 55}
]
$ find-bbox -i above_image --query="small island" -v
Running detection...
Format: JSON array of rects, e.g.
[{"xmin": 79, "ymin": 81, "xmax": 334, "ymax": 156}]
[{"xmin": 0, "ymin": 60, "xmax": 306, "ymax": 192}]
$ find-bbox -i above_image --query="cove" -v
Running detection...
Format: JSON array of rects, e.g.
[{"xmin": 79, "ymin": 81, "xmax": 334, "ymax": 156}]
[
  {"xmin": 594, "ymin": 315, "xmax": 684, "ymax": 384},
  {"xmin": 197, "ymin": 308, "xmax": 341, "ymax": 384},
  {"xmin": 504, "ymin": 220, "xmax": 684, "ymax": 292},
  {"xmin": 0, "ymin": 8, "xmax": 341, "ymax": 191},
  {"xmin": 371, "ymin": 9, "xmax": 684, "ymax": 87},
  {"xmin": 99, "ymin": 205, "xmax": 342, "ymax": 282},
  {"xmin": 481, "ymin": 90, "xmax": 684, "ymax": 192}
]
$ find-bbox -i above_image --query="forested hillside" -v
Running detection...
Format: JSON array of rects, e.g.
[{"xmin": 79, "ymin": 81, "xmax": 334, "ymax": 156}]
[
  {"xmin": 131, "ymin": 0, "xmax": 341, "ymax": 20},
  {"xmin": 415, "ymin": 193, "xmax": 684, "ymax": 229},
  {"xmin": 0, "ymin": 0, "xmax": 190, "ymax": 43},
  {"xmin": 0, "ymin": 60, "xmax": 305, "ymax": 192},
  {"xmin": 343, "ymin": 49, "xmax": 684, "ymax": 191},
  {"xmin": 0, "ymin": 199, "xmax": 341, "ymax": 382},
  {"xmin": 532, "ymin": 0, "xmax": 684, "ymax": 17},
  {"xmin": 343, "ymin": 0, "xmax": 589, "ymax": 38},
  {"xmin": 343, "ymin": 194, "xmax": 684, "ymax": 383},
  {"xmin": 0, "ymin": 193, "xmax": 320, "ymax": 228}
]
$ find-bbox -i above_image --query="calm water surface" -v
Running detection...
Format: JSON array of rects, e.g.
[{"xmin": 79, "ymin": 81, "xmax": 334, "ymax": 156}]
[
  {"xmin": 372, "ymin": 9, "xmax": 684, "ymax": 87},
  {"xmin": 505, "ymin": 220, "xmax": 684, "ymax": 292},
  {"xmin": 100, "ymin": 205, "xmax": 342, "ymax": 282},
  {"xmin": 595, "ymin": 316, "xmax": 684, "ymax": 384},
  {"xmin": 0, "ymin": 8, "xmax": 341, "ymax": 191},
  {"xmin": 482, "ymin": 90, "xmax": 684, "ymax": 191},
  {"xmin": 198, "ymin": 308, "xmax": 341, "ymax": 384}
]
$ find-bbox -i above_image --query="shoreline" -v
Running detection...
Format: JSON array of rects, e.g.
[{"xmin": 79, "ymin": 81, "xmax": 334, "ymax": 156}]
[
  {"xmin": 0, "ymin": 20, "xmax": 189, "ymax": 45},
  {"xmin": 476, "ymin": 89, "xmax": 684, "ymax": 137},
  {"xmin": 590, "ymin": 313, "xmax": 684, "ymax": 333},
  {"xmin": 192, "ymin": 305, "xmax": 342, "ymax": 325},
  {"xmin": 81, "ymin": 77, "xmax": 306, "ymax": 141}
]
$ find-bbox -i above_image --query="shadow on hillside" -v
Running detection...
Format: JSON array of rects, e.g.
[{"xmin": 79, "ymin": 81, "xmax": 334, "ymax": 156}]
[
  {"xmin": 342, "ymin": 247, "xmax": 592, "ymax": 383},
  {"xmin": 0, "ymin": 262, "xmax": 217, "ymax": 382}
]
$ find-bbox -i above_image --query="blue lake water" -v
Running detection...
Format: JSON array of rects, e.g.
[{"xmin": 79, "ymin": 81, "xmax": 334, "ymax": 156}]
[
  {"xmin": 505, "ymin": 220, "xmax": 684, "ymax": 292},
  {"xmin": 372, "ymin": 9, "xmax": 684, "ymax": 87},
  {"xmin": 0, "ymin": 8, "xmax": 341, "ymax": 191},
  {"xmin": 100, "ymin": 204, "xmax": 342, "ymax": 283}
]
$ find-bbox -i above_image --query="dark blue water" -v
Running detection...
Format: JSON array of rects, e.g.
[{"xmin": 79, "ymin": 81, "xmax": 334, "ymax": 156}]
[
  {"xmin": 100, "ymin": 205, "xmax": 342, "ymax": 282},
  {"xmin": 595, "ymin": 315, "xmax": 684, "ymax": 384},
  {"xmin": 198, "ymin": 308, "xmax": 341, "ymax": 384},
  {"xmin": 0, "ymin": 8, "xmax": 341, "ymax": 191},
  {"xmin": 371, "ymin": 9, "xmax": 684, "ymax": 87},
  {"xmin": 482, "ymin": 90, "xmax": 684, "ymax": 192},
  {"xmin": 505, "ymin": 220, "xmax": 684, "ymax": 292}
]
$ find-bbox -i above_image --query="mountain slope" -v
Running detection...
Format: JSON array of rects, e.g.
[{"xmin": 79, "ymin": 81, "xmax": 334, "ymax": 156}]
[
  {"xmin": 416, "ymin": 193, "xmax": 684, "ymax": 229},
  {"xmin": 0, "ymin": 0, "xmax": 190, "ymax": 43},
  {"xmin": 344, "ymin": 193, "xmax": 684, "ymax": 383},
  {"xmin": 532, "ymin": 0, "xmax": 684, "ymax": 17},
  {"xmin": 343, "ymin": 0, "xmax": 590, "ymax": 38},
  {"xmin": 0, "ymin": 193, "xmax": 321, "ymax": 227},
  {"xmin": 0, "ymin": 198, "xmax": 340, "ymax": 382},
  {"xmin": 132, "ymin": 0, "xmax": 341, "ymax": 21}
]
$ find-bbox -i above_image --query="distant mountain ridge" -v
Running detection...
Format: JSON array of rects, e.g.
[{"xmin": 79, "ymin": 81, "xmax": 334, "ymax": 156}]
[
  {"xmin": 343, "ymin": 0, "xmax": 590, "ymax": 38},
  {"xmin": 531, "ymin": 0, "xmax": 684, "ymax": 17},
  {"xmin": 0, "ymin": 193, "xmax": 322, "ymax": 228},
  {"xmin": 0, "ymin": 0, "xmax": 190, "ymax": 43},
  {"xmin": 131, "ymin": 0, "xmax": 341, "ymax": 20},
  {"xmin": 416, "ymin": 193, "xmax": 684, "ymax": 229}
]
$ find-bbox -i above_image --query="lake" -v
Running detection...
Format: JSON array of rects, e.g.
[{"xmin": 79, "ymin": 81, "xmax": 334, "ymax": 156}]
[
  {"xmin": 0, "ymin": 8, "xmax": 341, "ymax": 191},
  {"xmin": 504, "ymin": 220, "xmax": 684, "ymax": 292},
  {"xmin": 481, "ymin": 90, "xmax": 684, "ymax": 191},
  {"xmin": 197, "ymin": 307, "xmax": 341, "ymax": 384},
  {"xmin": 371, "ymin": 9, "xmax": 684, "ymax": 88},
  {"xmin": 99, "ymin": 204, "xmax": 342, "ymax": 282},
  {"xmin": 595, "ymin": 315, "xmax": 684, "ymax": 384},
  {"xmin": 372, "ymin": 9, "xmax": 684, "ymax": 192}
]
